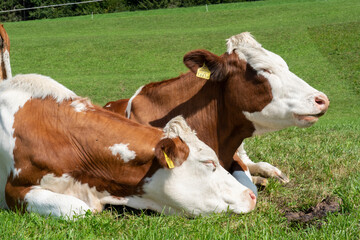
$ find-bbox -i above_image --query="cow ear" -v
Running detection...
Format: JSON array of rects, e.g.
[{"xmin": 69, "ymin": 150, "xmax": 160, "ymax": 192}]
[
  {"xmin": 154, "ymin": 138, "xmax": 189, "ymax": 169},
  {"xmin": 183, "ymin": 50, "xmax": 227, "ymax": 82}
]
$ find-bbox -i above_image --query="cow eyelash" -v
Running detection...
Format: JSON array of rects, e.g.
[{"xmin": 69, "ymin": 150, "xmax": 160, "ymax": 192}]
[
  {"xmin": 262, "ymin": 69, "xmax": 273, "ymax": 74},
  {"xmin": 201, "ymin": 160, "xmax": 217, "ymax": 171}
]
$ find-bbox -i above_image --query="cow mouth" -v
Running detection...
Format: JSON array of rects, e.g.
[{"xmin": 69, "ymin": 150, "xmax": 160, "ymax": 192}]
[{"xmin": 293, "ymin": 112, "xmax": 325, "ymax": 123}]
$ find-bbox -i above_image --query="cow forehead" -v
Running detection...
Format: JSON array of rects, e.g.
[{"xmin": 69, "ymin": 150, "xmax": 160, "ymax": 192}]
[
  {"xmin": 188, "ymin": 139, "xmax": 218, "ymax": 162},
  {"xmin": 227, "ymin": 32, "xmax": 289, "ymax": 73},
  {"xmin": 226, "ymin": 32, "xmax": 262, "ymax": 51}
]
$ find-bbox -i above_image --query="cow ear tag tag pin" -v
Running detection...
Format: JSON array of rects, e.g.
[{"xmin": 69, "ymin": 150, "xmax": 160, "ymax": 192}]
[
  {"xmin": 196, "ymin": 63, "xmax": 211, "ymax": 80},
  {"xmin": 162, "ymin": 151, "xmax": 175, "ymax": 169}
]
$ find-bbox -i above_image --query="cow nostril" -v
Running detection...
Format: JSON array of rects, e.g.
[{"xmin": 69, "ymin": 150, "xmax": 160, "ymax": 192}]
[
  {"xmin": 315, "ymin": 96, "xmax": 325, "ymax": 105},
  {"xmin": 249, "ymin": 192, "xmax": 256, "ymax": 201},
  {"xmin": 314, "ymin": 94, "xmax": 329, "ymax": 110}
]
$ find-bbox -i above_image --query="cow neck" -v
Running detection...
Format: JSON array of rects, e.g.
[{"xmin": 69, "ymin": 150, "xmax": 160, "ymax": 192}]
[
  {"xmin": 216, "ymin": 109, "xmax": 255, "ymax": 170},
  {"xmin": 133, "ymin": 72, "xmax": 241, "ymax": 168},
  {"xmin": 132, "ymin": 72, "xmax": 218, "ymax": 148},
  {"xmin": 12, "ymin": 97, "xmax": 163, "ymax": 197},
  {"xmin": 216, "ymin": 55, "xmax": 271, "ymax": 170},
  {"xmin": 131, "ymin": 72, "xmax": 206, "ymax": 126},
  {"xmin": 136, "ymin": 73, "xmax": 257, "ymax": 170}
]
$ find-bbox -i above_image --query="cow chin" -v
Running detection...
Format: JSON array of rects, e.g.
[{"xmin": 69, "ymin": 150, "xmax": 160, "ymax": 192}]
[{"xmin": 293, "ymin": 113, "xmax": 320, "ymax": 128}]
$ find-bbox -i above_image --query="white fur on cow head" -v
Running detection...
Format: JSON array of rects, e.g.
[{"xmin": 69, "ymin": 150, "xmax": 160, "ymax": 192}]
[
  {"xmin": 139, "ymin": 116, "xmax": 256, "ymax": 215},
  {"xmin": 227, "ymin": 33, "xmax": 329, "ymax": 135}
]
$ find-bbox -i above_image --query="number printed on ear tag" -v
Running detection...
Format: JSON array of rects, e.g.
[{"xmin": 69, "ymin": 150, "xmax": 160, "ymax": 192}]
[{"xmin": 196, "ymin": 63, "xmax": 211, "ymax": 80}]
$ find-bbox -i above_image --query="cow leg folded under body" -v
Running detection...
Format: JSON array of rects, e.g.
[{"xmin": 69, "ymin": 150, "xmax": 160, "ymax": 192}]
[
  {"xmin": 232, "ymin": 170, "xmax": 258, "ymax": 197},
  {"xmin": 236, "ymin": 143, "xmax": 290, "ymax": 183},
  {"xmin": 24, "ymin": 188, "xmax": 92, "ymax": 219},
  {"xmin": 5, "ymin": 183, "xmax": 92, "ymax": 219}
]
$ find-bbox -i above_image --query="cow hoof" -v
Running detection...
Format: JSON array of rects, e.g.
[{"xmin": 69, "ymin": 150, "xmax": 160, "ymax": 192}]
[
  {"xmin": 248, "ymin": 162, "xmax": 290, "ymax": 184},
  {"xmin": 252, "ymin": 176, "xmax": 268, "ymax": 187},
  {"xmin": 275, "ymin": 172, "xmax": 290, "ymax": 183}
]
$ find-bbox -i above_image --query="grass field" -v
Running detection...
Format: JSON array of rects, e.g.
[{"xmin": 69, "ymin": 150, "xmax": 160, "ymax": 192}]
[{"xmin": 1, "ymin": 0, "xmax": 360, "ymax": 238}]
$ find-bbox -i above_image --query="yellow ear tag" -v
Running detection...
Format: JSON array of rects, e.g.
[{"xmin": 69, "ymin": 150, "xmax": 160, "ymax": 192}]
[
  {"xmin": 196, "ymin": 63, "xmax": 211, "ymax": 80},
  {"xmin": 162, "ymin": 151, "xmax": 175, "ymax": 169}
]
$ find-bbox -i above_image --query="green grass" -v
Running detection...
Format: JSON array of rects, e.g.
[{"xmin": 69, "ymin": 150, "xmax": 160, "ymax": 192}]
[{"xmin": 1, "ymin": 0, "xmax": 360, "ymax": 238}]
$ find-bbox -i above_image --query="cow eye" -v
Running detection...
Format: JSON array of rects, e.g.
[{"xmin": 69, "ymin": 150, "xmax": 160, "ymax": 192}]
[
  {"xmin": 262, "ymin": 69, "xmax": 272, "ymax": 74},
  {"xmin": 201, "ymin": 160, "xmax": 217, "ymax": 171}
]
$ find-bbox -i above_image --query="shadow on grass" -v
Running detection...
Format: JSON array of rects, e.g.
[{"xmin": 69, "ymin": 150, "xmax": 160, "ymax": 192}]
[{"xmin": 104, "ymin": 204, "xmax": 160, "ymax": 218}]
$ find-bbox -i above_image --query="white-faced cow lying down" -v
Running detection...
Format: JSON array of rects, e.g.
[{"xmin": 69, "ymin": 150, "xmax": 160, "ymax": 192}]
[
  {"xmin": 104, "ymin": 32, "xmax": 329, "ymax": 195},
  {"xmin": 0, "ymin": 74, "xmax": 256, "ymax": 217},
  {"xmin": 0, "ymin": 74, "xmax": 257, "ymax": 219}
]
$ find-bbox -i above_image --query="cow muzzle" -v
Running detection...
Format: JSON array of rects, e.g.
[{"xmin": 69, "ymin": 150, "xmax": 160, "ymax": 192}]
[
  {"xmin": 293, "ymin": 93, "xmax": 329, "ymax": 125},
  {"xmin": 314, "ymin": 93, "xmax": 330, "ymax": 113}
]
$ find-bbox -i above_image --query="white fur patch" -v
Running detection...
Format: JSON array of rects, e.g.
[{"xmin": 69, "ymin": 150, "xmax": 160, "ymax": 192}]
[
  {"xmin": 12, "ymin": 168, "xmax": 21, "ymax": 179},
  {"xmin": 0, "ymin": 88, "xmax": 33, "ymax": 208},
  {"xmin": 24, "ymin": 174, "xmax": 135, "ymax": 218},
  {"xmin": 227, "ymin": 32, "xmax": 262, "ymax": 54},
  {"xmin": 3, "ymin": 50, "xmax": 12, "ymax": 79},
  {"xmin": 39, "ymin": 174, "xmax": 110, "ymax": 213},
  {"xmin": 162, "ymin": 116, "xmax": 197, "ymax": 140},
  {"xmin": 126, "ymin": 85, "xmax": 144, "ymax": 118},
  {"xmin": 0, "ymin": 50, "xmax": 11, "ymax": 80},
  {"xmin": 71, "ymin": 100, "xmax": 87, "ymax": 112},
  {"xmin": 1, "ymin": 74, "xmax": 77, "ymax": 103},
  {"xmin": 227, "ymin": 32, "xmax": 288, "ymax": 74},
  {"xmin": 25, "ymin": 186, "xmax": 91, "ymax": 219},
  {"xmin": 109, "ymin": 143, "xmax": 136, "ymax": 163},
  {"xmin": 70, "ymin": 98, "xmax": 93, "ymax": 113}
]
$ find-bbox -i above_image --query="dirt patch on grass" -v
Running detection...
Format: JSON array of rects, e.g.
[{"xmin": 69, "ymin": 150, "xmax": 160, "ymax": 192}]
[{"xmin": 284, "ymin": 196, "xmax": 342, "ymax": 227}]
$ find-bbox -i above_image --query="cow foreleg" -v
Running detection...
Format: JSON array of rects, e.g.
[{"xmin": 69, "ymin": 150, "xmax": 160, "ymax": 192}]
[
  {"xmin": 236, "ymin": 143, "xmax": 290, "ymax": 183},
  {"xmin": 6, "ymin": 183, "xmax": 92, "ymax": 219},
  {"xmin": 232, "ymin": 170, "xmax": 258, "ymax": 197},
  {"xmin": 24, "ymin": 187, "xmax": 92, "ymax": 219},
  {"xmin": 230, "ymin": 156, "xmax": 258, "ymax": 197}
]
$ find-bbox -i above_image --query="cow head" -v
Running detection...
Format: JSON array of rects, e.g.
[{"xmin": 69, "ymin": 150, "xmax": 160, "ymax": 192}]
[
  {"xmin": 140, "ymin": 116, "xmax": 256, "ymax": 215},
  {"xmin": 183, "ymin": 32, "xmax": 329, "ymax": 135}
]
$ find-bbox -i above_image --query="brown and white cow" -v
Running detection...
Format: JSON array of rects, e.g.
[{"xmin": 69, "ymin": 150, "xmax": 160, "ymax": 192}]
[
  {"xmin": 0, "ymin": 74, "xmax": 257, "ymax": 219},
  {"xmin": 0, "ymin": 24, "xmax": 11, "ymax": 81},
  {"xmin": 104, "ymin": 33, "xmax": 329, "ymax": 195}
]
